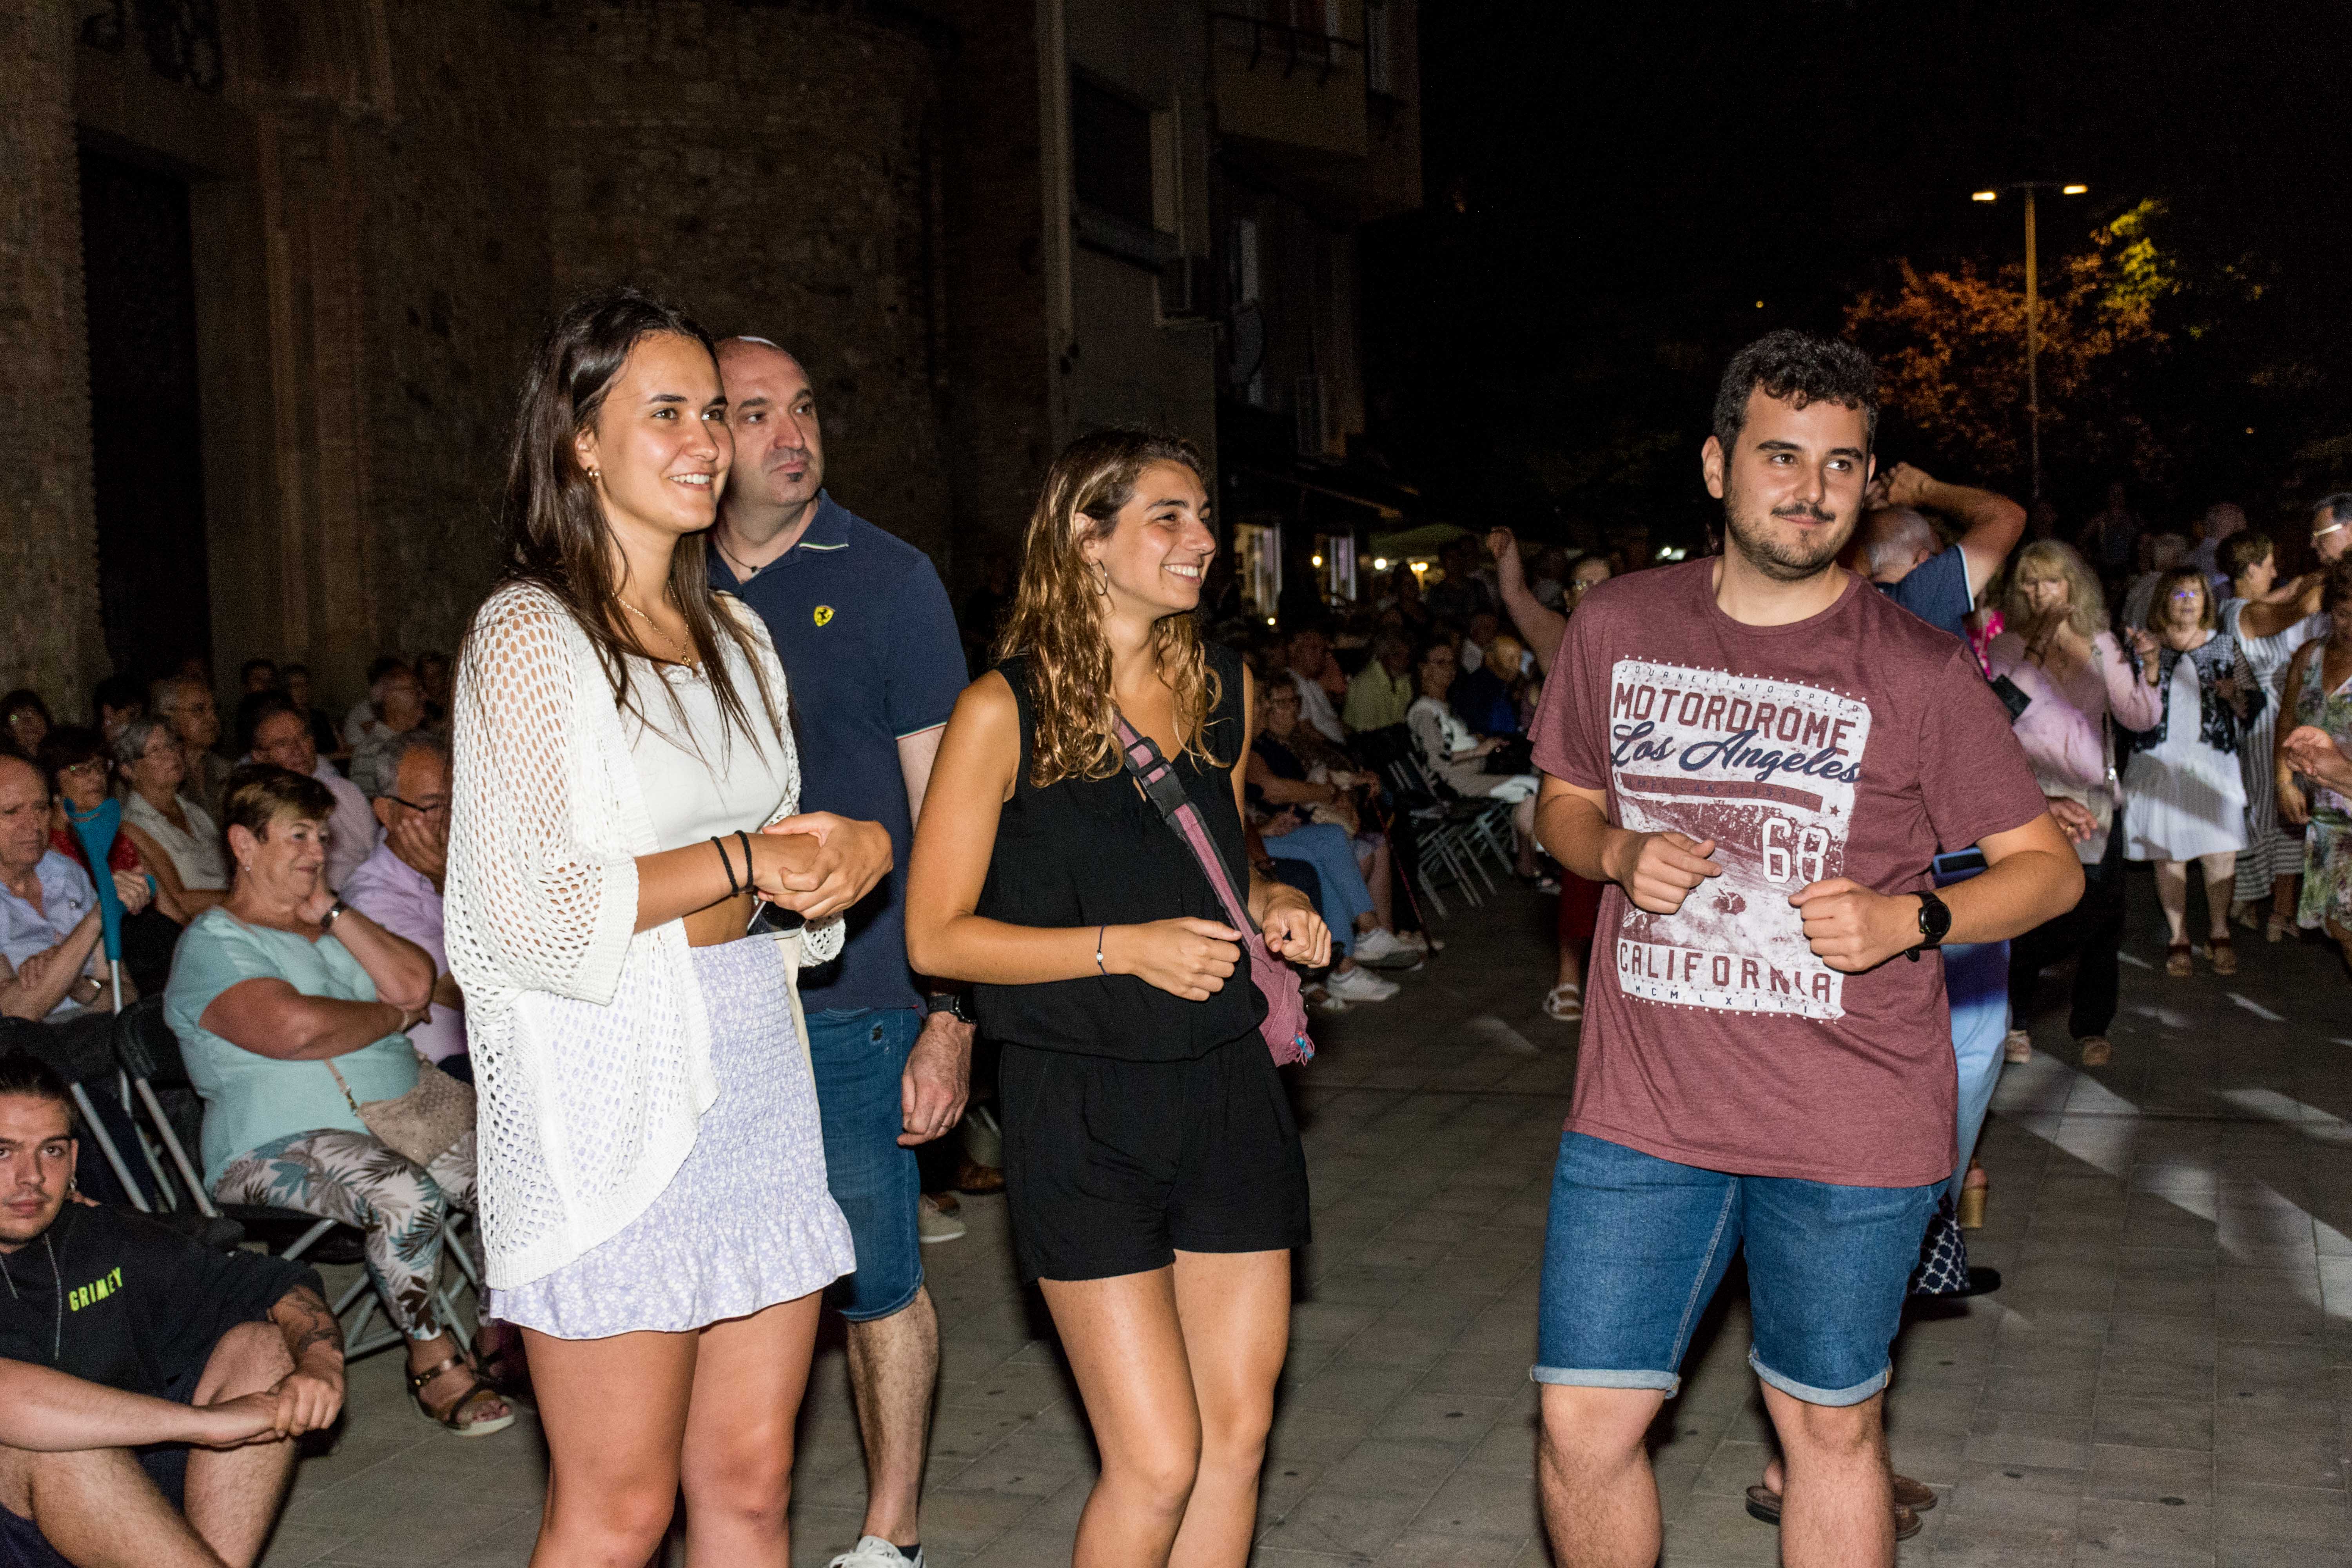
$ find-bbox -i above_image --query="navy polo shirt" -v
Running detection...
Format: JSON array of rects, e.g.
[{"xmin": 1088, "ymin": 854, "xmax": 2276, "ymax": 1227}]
[
  {"xmin": 711, "ymin": 493, "xmax": 968, "ymax": 1013},
  {"xmin": 1878, "ymin": 543, "xmax": 1973, "ymax": 639}
]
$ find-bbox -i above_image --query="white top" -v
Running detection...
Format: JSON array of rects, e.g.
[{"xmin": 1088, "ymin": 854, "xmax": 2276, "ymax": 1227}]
[
  {"xmin": 1290, "ymin": 670, "xmax": 1347, "ymax": 744},
  {"xmin": 620, "ymin": 656, "xmax": 798, "ymax": 851},
  {"xmin": 445, "ymin": 583, "xmax": 839, "ymax": 1289},
  {"xmin": 123, "ymin": 791, "xmax": 229, "ymax": 891}
]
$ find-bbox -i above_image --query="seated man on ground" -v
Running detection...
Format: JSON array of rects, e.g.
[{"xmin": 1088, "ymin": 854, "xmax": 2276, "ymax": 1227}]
[{"xmin": 0, "ymin": 1049, "xmax": 344, "ymax": 1568}]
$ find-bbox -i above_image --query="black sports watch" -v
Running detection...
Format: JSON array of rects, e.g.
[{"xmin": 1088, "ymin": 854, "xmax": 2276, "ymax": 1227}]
[
  {"xmin": 1906, "ymin": 889, "xmax": 1952, "ymax": 960},
  {"xmin": 925, "ymin": 992, "xmax": 973, "ymax": 1024}
]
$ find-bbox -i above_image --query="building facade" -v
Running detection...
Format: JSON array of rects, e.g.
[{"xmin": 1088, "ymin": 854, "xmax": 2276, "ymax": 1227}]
[{"xmin": 0, "ymin": 0, "xmax": 1415, "ymax": 717}]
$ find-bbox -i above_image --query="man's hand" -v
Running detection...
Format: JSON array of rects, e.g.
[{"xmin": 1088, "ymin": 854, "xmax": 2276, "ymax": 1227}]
[
  {"xmin": 1790, "ymin": 879, "xmax": 1919, "ymax": 973},
  {"xmin": 267, "ymin": 1367, "xmax": 344, "ymax": 1437},
  {"xmin": 1486, "ymin": 528, "xmax": 1526, "ymax": 594},
  {"xmin": 900, "ymin": 1011, "xmax": 973, "ymax": 1146},
  {"xmin": 2045, "ymin": 795, "xmax": 2101, "ymax": 843},
  {"xmin": 185, "ymin": 1390, "xmax": 294, "ymax": 1448},
  {"xmin": 1599, "ymin": 829, "xmax": 1722, "ymax": 914},
  {"xmin": 1880, "ymin": 461, "xmax": 1938, "ymax": 511},
  {"xmin": 13, "ymin": 948, "xmax": 57, "ymax": 995},
  {"xmin": 110, "ymin": 869, "xmax": 151, "ymax": 915},
  {"xmin": 2282, "ymin": 725, "xmax": 2352, "ymax": 792},
  {"xmin": 385, "ymin": 806, "xmax": 447, "ymax": 883}
]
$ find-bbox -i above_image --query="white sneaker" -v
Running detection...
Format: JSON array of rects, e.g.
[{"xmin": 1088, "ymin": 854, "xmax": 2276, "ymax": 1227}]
[
  {"xmin": 1350, "ymin": 928, "xmax": 1419, "ymax": 968},
  {"xmin": 830, "ymin": 1538, "xmax": 925, "ymax": 1568},
  {"xmin": 1326, "ymin": 965, "xmax": 1399, "ymax": 1002},
  {"xmin": 915, "ymin": 1194, "xmax": 965, "ymax": 1245}
]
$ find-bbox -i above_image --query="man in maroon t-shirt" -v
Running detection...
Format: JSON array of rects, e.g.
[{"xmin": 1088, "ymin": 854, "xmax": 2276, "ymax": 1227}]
[{"xmin": 1526, "ymin": 331, "xmax": 2082, "ymax": 1568}]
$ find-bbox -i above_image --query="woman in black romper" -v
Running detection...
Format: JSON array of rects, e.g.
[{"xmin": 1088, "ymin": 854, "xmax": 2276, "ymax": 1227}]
[{"xmin": 906, "ymin": 430, "xmax": 1328, "ymax": 1567}]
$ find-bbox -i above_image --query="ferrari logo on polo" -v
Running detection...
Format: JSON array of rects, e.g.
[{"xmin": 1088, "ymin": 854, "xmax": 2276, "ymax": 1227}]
[{"xmin": 813, "ymin": 605, "xmax": 835, "ymax": 627}]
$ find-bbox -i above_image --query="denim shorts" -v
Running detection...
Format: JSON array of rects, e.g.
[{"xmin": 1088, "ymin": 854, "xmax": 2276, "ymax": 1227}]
[
  {"xmin": 1534, "ymin": 1131, "xmax": 1937, "ymax": 1407},
  {"xmin": 807, "ymin": 1007, "xmax": 925, "ymax": 1321}
]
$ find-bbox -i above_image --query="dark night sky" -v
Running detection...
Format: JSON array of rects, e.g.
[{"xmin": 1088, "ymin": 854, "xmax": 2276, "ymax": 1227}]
[{"xmin": 1361, "ymin": 0, "xmax": 2352, "ymax": 550}]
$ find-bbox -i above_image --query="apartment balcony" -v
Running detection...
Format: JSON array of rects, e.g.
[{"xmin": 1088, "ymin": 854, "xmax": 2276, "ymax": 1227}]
[{"xmin": 1210, "ymin": 1, "xmax": 1421, "ymax": 221}]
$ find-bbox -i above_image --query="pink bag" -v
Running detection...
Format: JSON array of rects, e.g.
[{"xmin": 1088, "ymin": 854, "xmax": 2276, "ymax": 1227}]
[{"xmin": 1113, "ymin": 716, "xmax": 1314, "ymax": 1067}]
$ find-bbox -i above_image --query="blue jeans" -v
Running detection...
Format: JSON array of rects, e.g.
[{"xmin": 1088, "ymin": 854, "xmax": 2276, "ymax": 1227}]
[
  {"xmin": 1262, "ymin": 822, "xmax": 1372, "ymax": 955},
  {"xmin": 806, "ymin": 1007, "xmax": 924, "ymax": 1321},
  {"xmin": 1535, "ymin": 1132, "xmax": 1937, "ymax": 1406},
  {"xmin": 1943, "ymin": 940, "xmax": 2009, "ymax": 1205}
]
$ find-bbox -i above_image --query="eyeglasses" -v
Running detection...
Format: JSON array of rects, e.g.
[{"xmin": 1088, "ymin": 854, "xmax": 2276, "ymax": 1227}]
[
  {"xmin": 383, "ymin": 795, "xmax": 450, "ymax": 816},
  {"xmin": 2317, "ymin": 523, "xmax": 2347, "ymax": 542},
  {"xmin": 58, "ymin": 759, "xmax": 107, "ymax": 779}
]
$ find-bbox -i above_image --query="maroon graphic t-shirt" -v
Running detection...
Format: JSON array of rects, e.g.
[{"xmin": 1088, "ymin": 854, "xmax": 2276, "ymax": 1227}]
[{"xmin": 1529, "ymin": 560, "xmax": 2047, "ymax": 1187}]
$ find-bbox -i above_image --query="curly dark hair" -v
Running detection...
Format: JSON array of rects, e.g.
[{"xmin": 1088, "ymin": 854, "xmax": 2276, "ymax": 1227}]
[{"xmin": 1712, "ymin": 330, "xmax": 1878, "ymax": 453}]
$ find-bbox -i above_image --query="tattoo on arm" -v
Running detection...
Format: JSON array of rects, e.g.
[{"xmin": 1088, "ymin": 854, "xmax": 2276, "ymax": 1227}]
[{"xmin": 274, "ymin": 1285, "xmax": 343, "ymax": 1365}]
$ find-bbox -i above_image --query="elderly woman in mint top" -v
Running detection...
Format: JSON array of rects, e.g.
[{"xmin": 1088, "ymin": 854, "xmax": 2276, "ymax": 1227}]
[
  {"xmin": 445, "ymin": 288, "xmax": 891, "ymax": 1568},
  {"xmin": 162, "ymin": 764, "xmax": 513, "ymax": 1437}
]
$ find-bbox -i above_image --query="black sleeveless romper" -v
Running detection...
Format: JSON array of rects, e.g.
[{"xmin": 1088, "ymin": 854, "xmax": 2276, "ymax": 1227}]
[{"xmin": 976, "ymin": 645, "xmax": 1310, "ymax": 1282}]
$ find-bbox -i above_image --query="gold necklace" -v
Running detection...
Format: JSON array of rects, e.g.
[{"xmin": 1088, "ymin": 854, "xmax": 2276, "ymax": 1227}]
[{"xmin": 619, "ymin": 596, "xmax": 697, "ymax": 670}]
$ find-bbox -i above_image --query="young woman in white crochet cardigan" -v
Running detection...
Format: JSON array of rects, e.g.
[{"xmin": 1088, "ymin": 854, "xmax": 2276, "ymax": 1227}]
[{"xmin": 446, "ymin": 289, "xmax": 891, "ymax": 1566}]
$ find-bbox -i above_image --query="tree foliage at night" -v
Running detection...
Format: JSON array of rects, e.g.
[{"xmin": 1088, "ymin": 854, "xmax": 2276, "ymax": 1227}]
[{"xmin": 1844, "ymin": 201, "xmax": 2178, "ymax": 488}]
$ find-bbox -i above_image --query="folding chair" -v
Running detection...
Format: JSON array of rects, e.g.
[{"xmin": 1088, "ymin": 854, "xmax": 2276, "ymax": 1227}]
[{"xmin": 112, "ymin": 996, "xmax": 483, "ymax": 1363}]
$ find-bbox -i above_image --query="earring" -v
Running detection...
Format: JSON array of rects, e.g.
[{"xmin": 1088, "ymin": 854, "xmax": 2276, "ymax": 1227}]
[
  {"xmin": 1093, "ymin": 562, "xmax": 1111, "ymax": 596},
  {"xmin": 585, "ymin": 467, "xmax": 601, "ymax": 482}
]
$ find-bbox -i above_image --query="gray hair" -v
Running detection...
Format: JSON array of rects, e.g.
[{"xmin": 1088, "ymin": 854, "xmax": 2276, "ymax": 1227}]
[
  {"xmin": 1862, "ymin": 508, "xmax": 1938, "ymax": 577},
  {"xmin": 2316, "ymin": 493, "xmax": 2352, "ymax": 528},
  {"xmin": 113, "ymin": 715, "xmax": 180, "ymax": 770}
]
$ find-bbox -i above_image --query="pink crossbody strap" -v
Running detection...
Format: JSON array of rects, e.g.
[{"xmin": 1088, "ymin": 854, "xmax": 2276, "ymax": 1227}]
[{"xmin": 1112, "ymin": 716, "xmax": 1314, "ymax": 1066}]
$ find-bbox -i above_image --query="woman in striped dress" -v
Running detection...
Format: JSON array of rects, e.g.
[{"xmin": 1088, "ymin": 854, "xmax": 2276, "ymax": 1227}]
[{"xmin": 2218, "ymin": 533, "xmax": 2328, "ymax": 941}]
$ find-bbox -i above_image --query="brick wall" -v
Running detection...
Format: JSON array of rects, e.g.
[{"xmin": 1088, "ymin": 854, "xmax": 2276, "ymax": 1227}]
[
  {"xmin": 539, "ymin": 0, "xmax": 954, "ymax": 556},
  {"xmin": 0, "ymin": 0, "xmax": 106, "ymax": 707}
]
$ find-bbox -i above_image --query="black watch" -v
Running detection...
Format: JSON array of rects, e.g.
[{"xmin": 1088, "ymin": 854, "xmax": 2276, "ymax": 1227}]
[
  {"xmin": 1906, "ymin": 889, "xmax": 1952, "ymax": 960},
  {"xmin": 925, "ymin": 992, "xmax": 972, "ymax": 1024}
]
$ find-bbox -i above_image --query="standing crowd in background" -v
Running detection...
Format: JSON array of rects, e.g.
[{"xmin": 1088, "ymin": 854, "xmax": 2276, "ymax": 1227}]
[{"xmin": 4, "ymin": 300, "xmax": 2352, "ymax": 1568}]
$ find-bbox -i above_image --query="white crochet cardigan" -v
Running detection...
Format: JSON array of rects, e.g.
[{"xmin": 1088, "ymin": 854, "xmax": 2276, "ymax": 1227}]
[{"xmin": 446, "ymin": 581, "xmax": 840, "ymax": 1289}]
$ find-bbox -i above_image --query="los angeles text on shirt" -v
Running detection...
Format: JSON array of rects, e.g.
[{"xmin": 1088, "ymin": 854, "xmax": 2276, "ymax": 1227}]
[{"xmin": 1606, "ymin": 660, "xmax": 1869, "ymax": 1020}]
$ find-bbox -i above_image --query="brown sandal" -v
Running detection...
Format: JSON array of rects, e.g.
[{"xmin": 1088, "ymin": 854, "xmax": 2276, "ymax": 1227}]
[
  {"xmin": 409, "ymin": 1351, "xmax": 517, "ymax": 1438},
  {"xmin": 2208, "ymin": 935, "xmax": 2238, "ymax": 976},
  {"xmin": 2165, "ymin": 941, "xmax": 2193, "ymax": 978}
]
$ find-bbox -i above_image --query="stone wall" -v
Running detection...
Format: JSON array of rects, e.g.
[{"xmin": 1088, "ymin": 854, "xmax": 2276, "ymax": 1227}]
[
  {"xmin": 539, "ymin": 0, "xmax": 955, "ymax": 555},
  {"xmin": 0, "ymin": 0, "xmax": 106, "ymax": 707}
]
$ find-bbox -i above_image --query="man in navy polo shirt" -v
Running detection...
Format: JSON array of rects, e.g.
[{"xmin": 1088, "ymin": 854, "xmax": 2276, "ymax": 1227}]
[{"xmin": 713, "ymin": 337, "xmax": 971, "ymax": 1568}]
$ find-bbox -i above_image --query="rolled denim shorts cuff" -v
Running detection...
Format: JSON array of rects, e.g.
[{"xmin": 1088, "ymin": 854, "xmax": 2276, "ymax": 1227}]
[
  {"xmin": 1530, "ymin": 1364, "xmax": 1681, "ymax": 1395},
  {"xmin": 835, "ymin": 1272, "xmax": 924, "ymax": 1325},
  {"xmin": 1748, "ymin": 1348, "xmax": 1889, "ymax": 1408}
]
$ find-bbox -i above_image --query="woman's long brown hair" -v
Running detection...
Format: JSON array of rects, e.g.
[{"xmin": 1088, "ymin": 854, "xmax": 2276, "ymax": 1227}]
[
  {"xmin": 490, "ymin": 287, "xmax": 778, "ymax": 753},
  {"xmin": 994, "ymin": 429, "xmax": 1224, "ymax": 788}
]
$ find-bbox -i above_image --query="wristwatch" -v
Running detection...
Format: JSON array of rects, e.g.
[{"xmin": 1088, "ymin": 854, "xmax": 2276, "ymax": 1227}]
[
  {"xmin": 319, "ymin": 898, "xmax": 349, "ymax": 931},
  {"xmin": 925, "ymin": 992, "xmax": 973, "ymax": 1024},
  {"xmin": 1906, "ymin": 889, "xmax": 1952, "ymax": 960}
]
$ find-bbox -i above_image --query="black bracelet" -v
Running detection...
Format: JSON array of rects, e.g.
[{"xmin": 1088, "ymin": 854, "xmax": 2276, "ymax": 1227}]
[
  {"xmin": 736, "ymin": 830, "xmax": 756, "ymax": 894},
  {"xmin": 710, "ymin": 835, "xmax": 740, "ymax": 897}
]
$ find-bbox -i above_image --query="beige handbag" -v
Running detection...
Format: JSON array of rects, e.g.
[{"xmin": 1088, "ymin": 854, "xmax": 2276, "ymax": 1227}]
[{"xmin": 325, "ymin": 1055, "xmax": 475, "ymax": 1169}]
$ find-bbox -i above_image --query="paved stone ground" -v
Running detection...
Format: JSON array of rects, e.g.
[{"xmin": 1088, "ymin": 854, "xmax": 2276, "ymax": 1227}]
[{"xmin": 256, "ymin": 873, "xmax": 2352, "ymax": 1566}]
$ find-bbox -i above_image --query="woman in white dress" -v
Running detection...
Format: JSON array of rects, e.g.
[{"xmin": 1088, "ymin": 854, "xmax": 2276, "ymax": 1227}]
[
  {"xmin": 2217, "ymin": 532, "xmax": 2328, "ymax": 940},
  {"xmin": 446, "ymin": 288, "xmax": 891, "ymax": 1565},
  {"xmin": 2120, "ymin": 568, "xmax": 2263, "ymax": 977}
]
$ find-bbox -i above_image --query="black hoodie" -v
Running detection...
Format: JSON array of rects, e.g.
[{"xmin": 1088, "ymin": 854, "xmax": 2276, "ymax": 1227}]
[{"xmin": 0, "ymin": 1203, "xmax": 319, "ymax": 1400}]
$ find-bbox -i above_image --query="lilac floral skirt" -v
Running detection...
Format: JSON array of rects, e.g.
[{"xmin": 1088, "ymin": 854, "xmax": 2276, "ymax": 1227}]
[{"xmin": 488, "ymin": 937, "xmax": 855, "ymax": 1338}]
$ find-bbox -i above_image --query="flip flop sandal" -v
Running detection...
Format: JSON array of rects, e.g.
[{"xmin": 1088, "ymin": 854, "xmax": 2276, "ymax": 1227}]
[
  {"xmin": 1744, "ymin": 1484, "xmax": 1924, "ymax": 1539},
  {"xmin": 409, "ymin": 1351, "xmax": 518, "ymax": 1438},
  {"xmin": 2164, "ymin": 941, "xmax": 2193, "ymax": 978},
  {"xmin": 1543, "ymin": 984, "xmax": 1583, "ymax": 1023},
  {"xmin": 2208, "ymin": 935, "xmax": 2238, "ymax": 975}
]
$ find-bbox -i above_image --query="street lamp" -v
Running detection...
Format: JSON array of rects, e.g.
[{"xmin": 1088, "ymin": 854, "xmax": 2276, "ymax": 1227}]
[{"xmin": 1972, "ymin": 180, "xmax": 2089, "ymax": 505}]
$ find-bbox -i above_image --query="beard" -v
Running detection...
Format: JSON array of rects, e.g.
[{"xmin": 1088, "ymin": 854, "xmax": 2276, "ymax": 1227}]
[{"xmin": 1720, "ymin": 471, "xmax": 1857, "ymax": 583}]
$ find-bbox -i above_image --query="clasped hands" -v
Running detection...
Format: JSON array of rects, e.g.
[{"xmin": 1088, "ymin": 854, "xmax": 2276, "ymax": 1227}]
[
  {"xmin": 746, "ymin": 812, "xmax": 893, "ymax": 920},
  {"xmin": 1600, "ymin": 828, "xmax": 1922, "ymax": 974},
  {"xmin": 1103, "ymin": 891, "xmax": 1331, "ymax": 1002}
]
